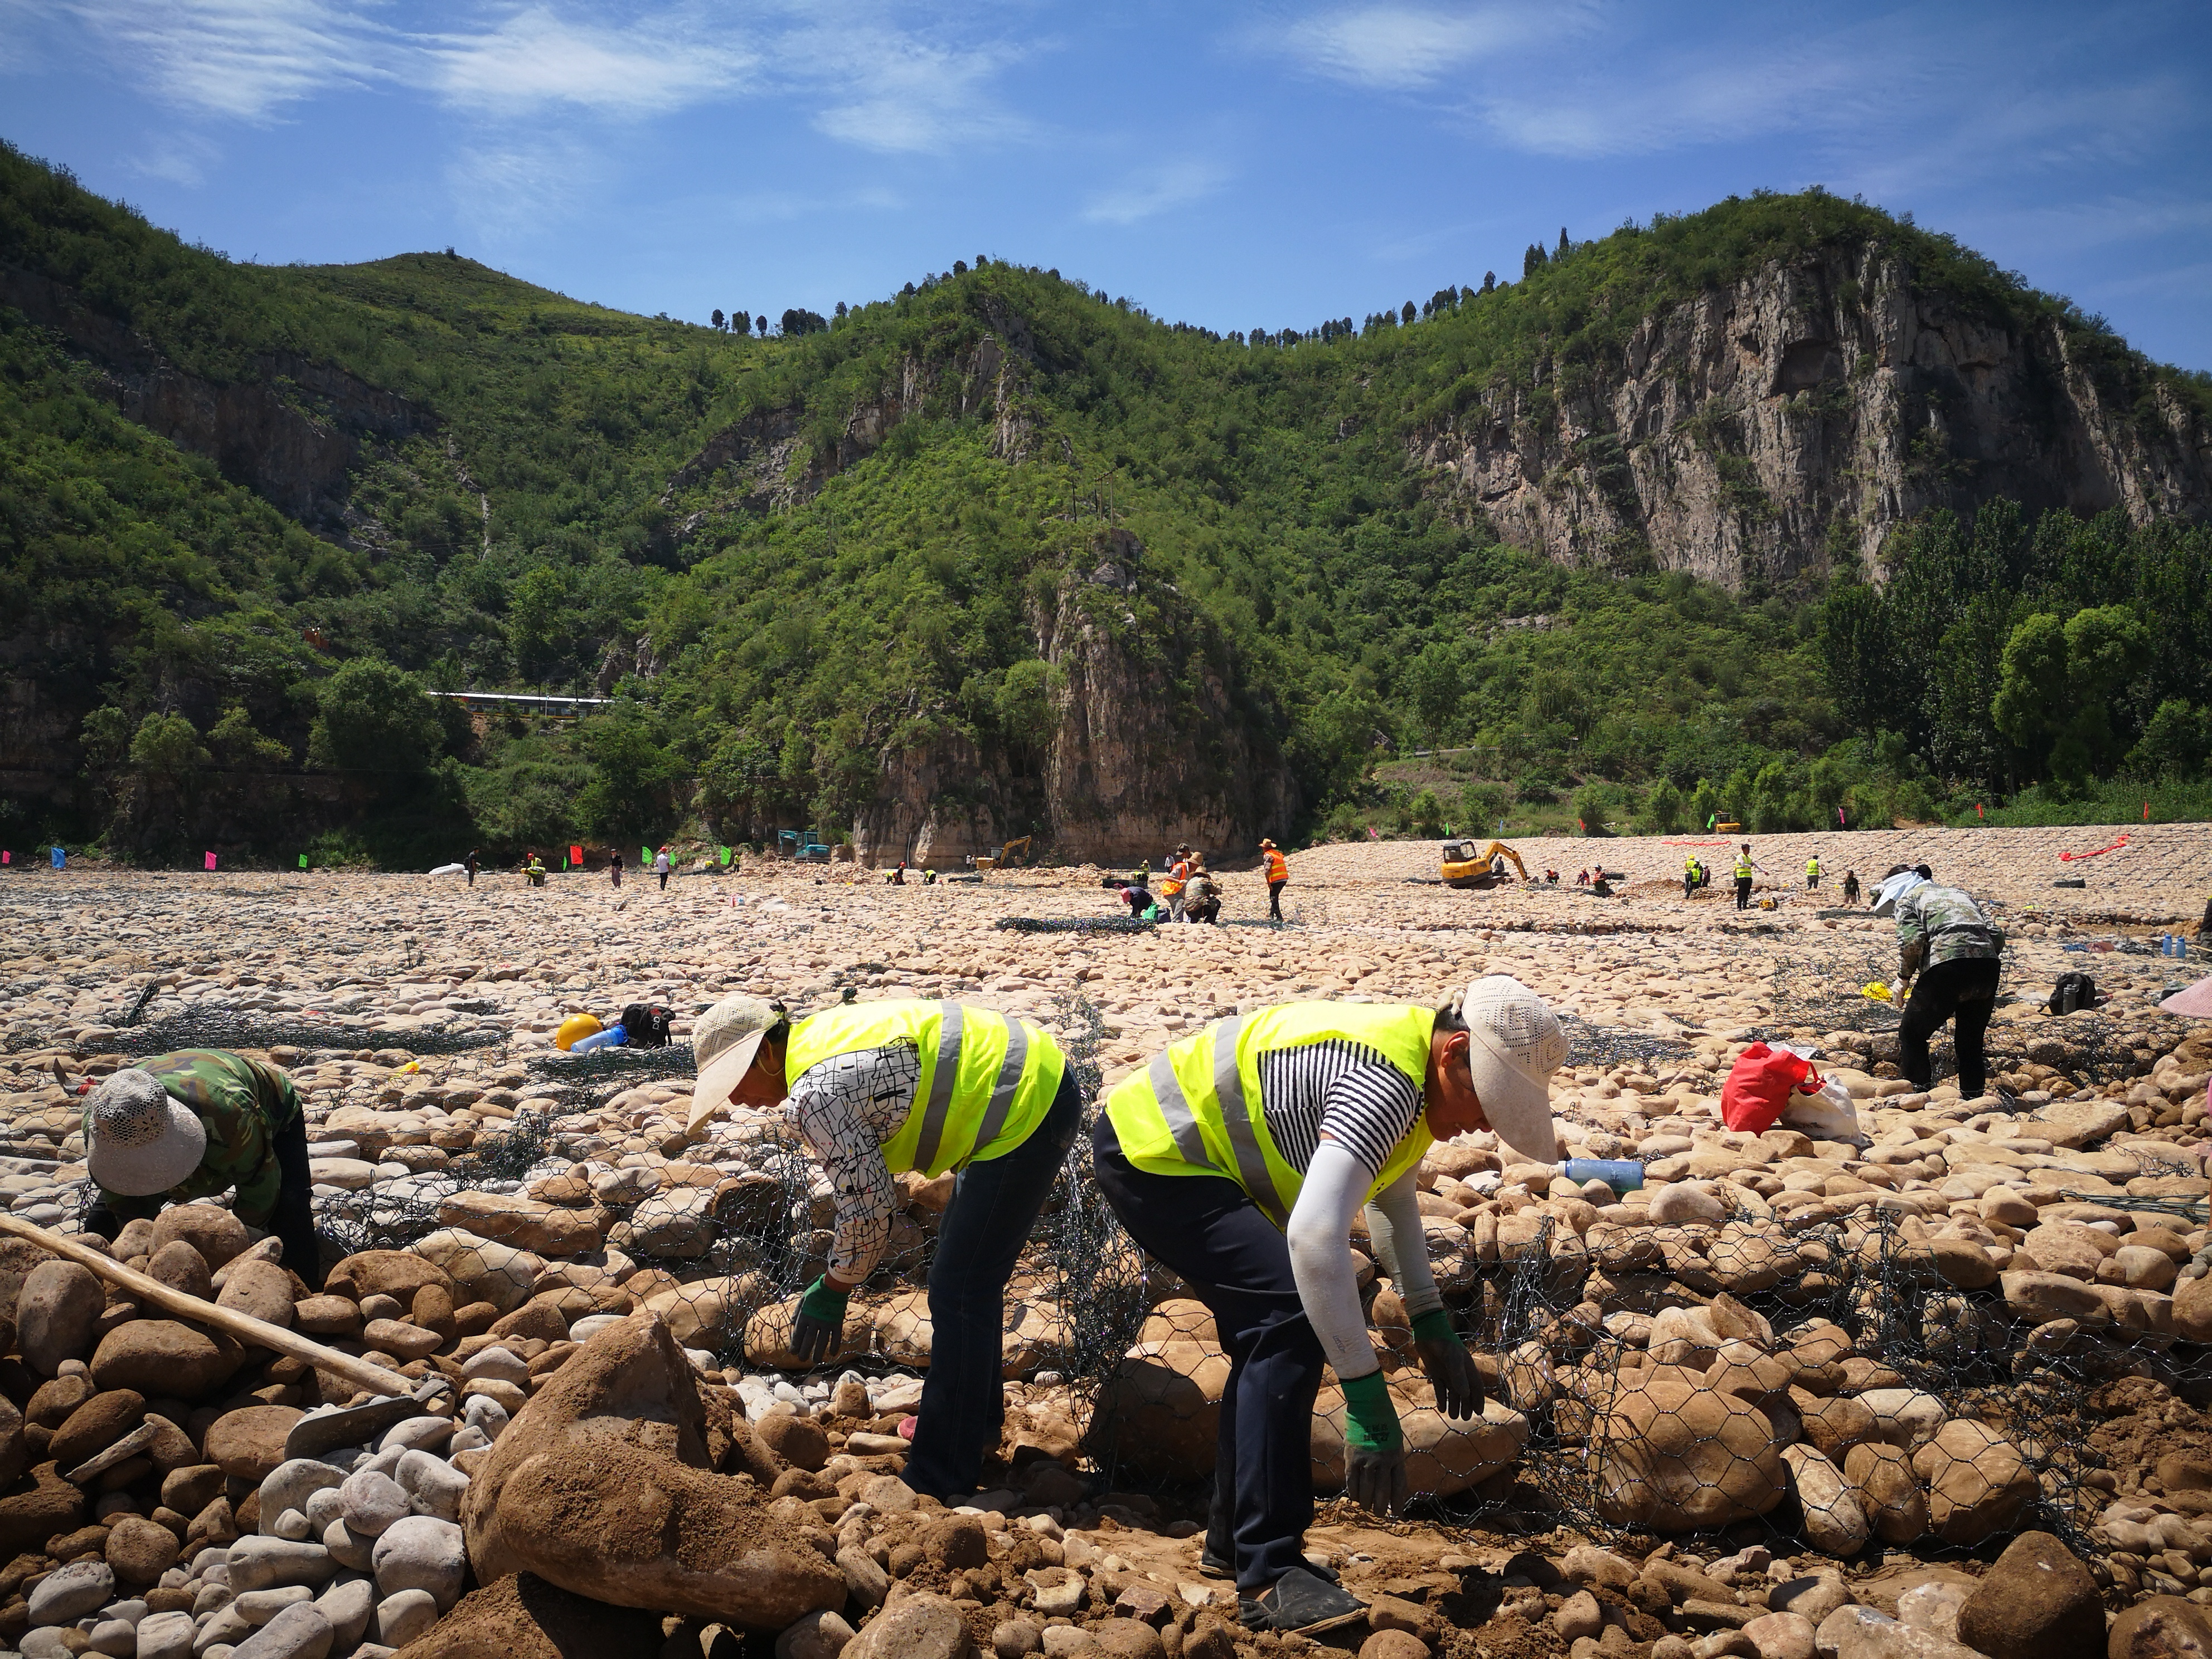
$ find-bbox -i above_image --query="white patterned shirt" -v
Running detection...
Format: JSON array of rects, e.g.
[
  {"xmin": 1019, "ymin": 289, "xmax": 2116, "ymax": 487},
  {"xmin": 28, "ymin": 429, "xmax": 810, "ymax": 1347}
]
[{"xmin": 786, "ymin": 1043, "xmax": 919, "ymax": 1283}]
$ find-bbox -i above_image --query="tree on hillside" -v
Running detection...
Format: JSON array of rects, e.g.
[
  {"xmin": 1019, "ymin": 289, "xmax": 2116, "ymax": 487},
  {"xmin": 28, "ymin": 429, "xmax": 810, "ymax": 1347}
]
[
  {"xmin": 308, "ymin": 661, "xmax": 442, "ymax": 780},
  {"xmin": 1558, "ymin": 227, "xmax": 1570, "ymax": 256},
  {"xmin": 1524, "ymin": 243, "xmax": 1548, "ymax": 276},
  {"xmin": 711, "ymin": 309, "xmax": 725, "ymax": 330},
  {"xmin": 1481, "ymin": 271, "xmax": 1496, "ymax": 294},
  {"xmin": 755, "ymin": 314, "xmax": 768, "ymax": 336},
  {"xmin": 780, "ymin": 308, "xmax": 828, "ymax": 336},
  {"xmin": 1401, "ymin": 300, "xmax": 1417, "ymax": 324},
  {"xmin": 1993, "ymin": 605, "xmax": 2148, "ymax": 785}
]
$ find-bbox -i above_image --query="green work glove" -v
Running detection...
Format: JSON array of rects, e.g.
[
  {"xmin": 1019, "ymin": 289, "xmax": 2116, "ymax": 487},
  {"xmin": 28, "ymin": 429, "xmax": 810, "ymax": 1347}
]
[
  {"xmin": 790, "ymin": 1277, "xmax": 850, "ymax": 1364},
  {"xmin": 1410, "ymin": 1310, "xmax": 1483, "ymax": 1420},
  {"xmin": 1341, "ymin": 1370, "xmax": 1406, "ymax": 1517}
]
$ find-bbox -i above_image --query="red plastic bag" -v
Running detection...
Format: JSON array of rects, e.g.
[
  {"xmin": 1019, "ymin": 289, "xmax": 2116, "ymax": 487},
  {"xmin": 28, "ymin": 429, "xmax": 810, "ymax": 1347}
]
[{"xmin": 1721, "ymin": 1042, "xmax": 1825, "ymax": 1134}]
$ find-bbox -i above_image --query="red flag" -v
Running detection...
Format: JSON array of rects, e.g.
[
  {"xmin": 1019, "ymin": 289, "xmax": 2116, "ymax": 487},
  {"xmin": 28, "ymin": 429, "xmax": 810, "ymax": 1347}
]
[{"xmin": 569, "ymin": 844, "xmax": 584, "ymax": 864}]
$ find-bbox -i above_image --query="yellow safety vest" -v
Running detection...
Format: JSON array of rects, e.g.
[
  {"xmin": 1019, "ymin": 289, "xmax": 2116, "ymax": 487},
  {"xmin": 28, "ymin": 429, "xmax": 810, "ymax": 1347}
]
[
  {"xmin": 786, "ymin": 1000, "xmax": 1065, "ymax": 1178},
  {"xmin": 1807, "ymin": 858, "xmax": 1820, "ymax": 876},
  {"xmin": 1734, "ymin": 856, "xmax": 1754, "ymax": 879},
  {"xmin": 1105, "ymin": 1003, "xmax": 1436, "ymax": 1229}
]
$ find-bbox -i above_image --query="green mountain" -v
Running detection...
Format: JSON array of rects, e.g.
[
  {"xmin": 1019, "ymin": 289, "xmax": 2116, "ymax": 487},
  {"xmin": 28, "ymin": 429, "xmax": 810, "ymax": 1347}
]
[{"xmin": 3, "ymin": 140, "xmax": 2208, "ymax": 866}]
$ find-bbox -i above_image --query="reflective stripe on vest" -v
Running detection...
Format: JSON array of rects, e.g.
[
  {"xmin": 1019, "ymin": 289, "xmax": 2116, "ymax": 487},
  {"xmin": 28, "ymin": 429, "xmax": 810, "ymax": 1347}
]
[
  {"xmin": 787, "ymin": 999, "xmax": 1063, "ymax": 1178},
  {"xmin": 1108, "ymin": 1003, "xmax": 1435, "ymax": 1227},
  {"xmin": 1265, "ymin": 852, "xmax": 1288, "ymax": 882},
  {"xmin": 1735, "ymin": 857, "xmax": 1753, "ymax": 879}
]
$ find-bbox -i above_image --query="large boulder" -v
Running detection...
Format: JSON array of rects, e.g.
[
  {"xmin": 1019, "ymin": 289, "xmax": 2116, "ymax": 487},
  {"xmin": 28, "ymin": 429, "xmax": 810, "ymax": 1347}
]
[
  {"xmin": 463, "ymin": 1312, "xmax": 842, "ymax": 1631},
  {"xmin": 0, "ymin": 1461, "xmax": 88, "ymax": 1554},
  {"xmin": 2108, "ymin": 1597, "xmax": 2212, "ymax": 1659},
  {"xmin": 1954, "ymin": 1531, "xmax": 2103, "ymax": 1659},
  {"xmin": 0, "ymin": 1238, "xmax": 55, "ymax": 1324},
  {"xmin": 326, "ymin": 1251, "xmax": 458, "ymax": 1305},
  {"xmin": 150, "ymin": 1204, "xmax": 251, "ymax": 1269},
  {"xmin": 1784, "ymin": 1445, "xmax": 1870, "ymax": 1559},
  {"xmin": 1845, "ymin": 1441, "xmax": 1928, "ymax": 1545},
  {"xmin": 216, "ymin": 1259, "xmax": 297, "ymax": 1329},
  {"xmin": 386, "ymin": 1571, "xmax": 666, "ymax": 1658},
  {"xmin": 745, "ymin": 1293, "xmax": 868, "ymax": 1370},
  {"xmin": 1094, "ymin": 1342, "xmax": 1229, "ymax": 1481},
  {"xmin": 609, "ymin": 1188, "xmax": 719, "ymax": 1259},
  {"xmin": 642, "ymin": 1275, "xmax": 768, "ymax": 1350},
  {"xmin": 437, "ymin": 1192, "xmax": 603, "ymax": 1258},
  {"xmin": 91, "ymin": 1320, "xmax": 245, "ymax": 1398},
  {"xmin": 18, "ymin": 1260, "xmax": 104, "ymax": 1376},
  {"xmin": 413, "ymin": 1230, "xmax": 541, "ymax": 1313},
  {"xmin": 1592, "ymin": 1379, "xmax": 1788, "ymax": 1530},
  {"xmin": 1310, "ymin": 1377, "xmax": 1527, "ymax": 1499},
  {"xmin": 842, "ymin": 1591, "xmax": 977, "ymax": 1659},
  {"xmin": 1912, "ymin": 1420, "xmax": 2038, "ymax": 1545}
]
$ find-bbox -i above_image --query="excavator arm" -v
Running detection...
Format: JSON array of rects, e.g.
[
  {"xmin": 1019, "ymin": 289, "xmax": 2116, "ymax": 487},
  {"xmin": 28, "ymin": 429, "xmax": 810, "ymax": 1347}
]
[{"xmin": 1441, "ymin": 840, "xmax": 1526, "ymax": 890}]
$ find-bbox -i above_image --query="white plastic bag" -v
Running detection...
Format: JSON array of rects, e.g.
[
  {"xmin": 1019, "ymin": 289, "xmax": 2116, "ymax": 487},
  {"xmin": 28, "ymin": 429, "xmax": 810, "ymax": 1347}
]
[{"xmin": 1782, "ymin": 1078, "xmax": 1867, "ymax": 1144}]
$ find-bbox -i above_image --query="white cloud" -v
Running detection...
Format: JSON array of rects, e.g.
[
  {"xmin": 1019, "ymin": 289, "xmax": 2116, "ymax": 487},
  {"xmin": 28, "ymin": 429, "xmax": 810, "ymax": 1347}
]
[
  {"xmin": 1083, "ymin": 158, "xmax": 1230, "ymax": 225},
  {"xmin": 129, "ymin": 130, "xmax": 226, "ymax": 187},
  {"xmin": 445, "ymin": 135, "xmax": 612, "ymax": 232},
  {"xmin": 36, "ymin": 0, "xmax": 391, "ymax": 120},
  {"xmin": 1274, "ymin": 3, "xmax": 1568, "ymax": 92},
  {"xmin": 427, "ymin": 8, "xmax": 757, "ymax": 117},
  {"xmin": 805, "ymin": 26, "xmax": 1030, "ymax": 153}
]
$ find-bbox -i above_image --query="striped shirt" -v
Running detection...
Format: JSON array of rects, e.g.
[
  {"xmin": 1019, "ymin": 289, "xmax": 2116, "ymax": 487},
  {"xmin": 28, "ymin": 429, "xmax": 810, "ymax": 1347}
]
[{"xmin": 1255, "ymin": 1039, "xmax": 1423, "ymax": 1179}]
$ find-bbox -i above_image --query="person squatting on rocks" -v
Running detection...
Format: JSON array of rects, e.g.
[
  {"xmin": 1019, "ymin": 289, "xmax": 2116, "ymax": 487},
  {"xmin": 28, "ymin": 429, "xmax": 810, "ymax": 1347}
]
[
  {"xmin": 1842, "ymin": 868, "xmax": 1861, "ymax": 905},
  {"xmin": 1091, "ymin": 976, "xmax": 1565, "ymax": 1633},
  {"xmin": 687, "ymin": 993, "xmax": 1081, "ymax": 1503},
  {"xmin": 80, "ymin": 1049, "xmax": 326, "ymax": 1289},
  {"xmin": 1183, "ymin": 862, "xmax": 1223, "ymax": 925},
  {"xmin": 1262, "ymin": 838, "xmax": 1289, "ymax": 921},
  {"xmin": 1733, "ymin": 842, "xmax": 1767, "ymax": 911},
  {"xmin": 1893, "ymin": 864, "xmax": 2007, "ymax": 1101}
]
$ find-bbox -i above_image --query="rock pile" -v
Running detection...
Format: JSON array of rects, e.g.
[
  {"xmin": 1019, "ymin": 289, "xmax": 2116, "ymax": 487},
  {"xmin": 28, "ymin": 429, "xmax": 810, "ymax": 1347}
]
[{"xmin": 0, "ymin": 833, "xmax": 2204, "ymax": 1656}]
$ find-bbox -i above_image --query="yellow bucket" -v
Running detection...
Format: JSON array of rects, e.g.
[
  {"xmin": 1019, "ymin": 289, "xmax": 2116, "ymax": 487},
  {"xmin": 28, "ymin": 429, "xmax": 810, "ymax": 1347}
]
[
  {"xmin": 555, "ymin": 1012, "xmax": 603, "ymax": 1051},
  {"xmin": 1860, "ymin": 981, "xmax": 1893, "ymax": 1002}
]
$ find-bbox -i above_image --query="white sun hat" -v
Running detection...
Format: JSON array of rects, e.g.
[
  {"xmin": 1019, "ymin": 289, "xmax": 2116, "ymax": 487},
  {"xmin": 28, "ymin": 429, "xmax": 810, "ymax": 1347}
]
[
  {"xmin": 85, "ymin": 1068, "xmax": 207, "ymax": 1197},
  {"xmin": 1458, "ymin": 974, "xmax": 1568, "ymax": 1165},
  {"xmin": 687, "ymin": 995, "xmax": 788, "ymax": 1132}
]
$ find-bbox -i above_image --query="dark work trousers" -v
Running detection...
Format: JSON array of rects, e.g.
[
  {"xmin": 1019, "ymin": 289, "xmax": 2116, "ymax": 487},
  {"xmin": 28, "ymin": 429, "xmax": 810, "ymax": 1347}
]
[
  {"xmin": 1899, "ymin": 957, "xmax": 2002, "ymax": 1099},
  {"xmin": 658, "ymin": 871, "xmax": 669, "ymax": 891},
  {"xmin": 1090, "ymin": 1113, "xmax": 1322, "ymax": 1595},
  {"xmin": 903, "ymin": 1068, "xmax": 1084, "ymax": 1501},
  {"xmin": 1734, "ymin": 877, "xmax": 1753, "ymax": 910},
  {"xmin": 1268, "ymin": 880, "xmax": 1287, "ymax": 920},
  {"xmin": 84, "ymin": 1110, "xmax": 323, "ymax": 1289}
]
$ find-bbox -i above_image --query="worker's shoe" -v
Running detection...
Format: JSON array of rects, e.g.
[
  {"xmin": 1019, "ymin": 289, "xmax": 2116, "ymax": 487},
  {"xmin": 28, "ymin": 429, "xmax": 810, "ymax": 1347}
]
[
  {"xmin": 1202, "ymin": 1546, "xmax": 1338, "ymax": 1584},
  {"xmin": 1239, "ymin": 1567, "xmax": 1364, "ymax": 1633}
]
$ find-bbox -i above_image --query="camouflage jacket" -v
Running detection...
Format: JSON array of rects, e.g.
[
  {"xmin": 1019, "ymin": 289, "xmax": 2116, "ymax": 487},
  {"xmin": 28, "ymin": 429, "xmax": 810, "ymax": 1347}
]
[
  {"xmin": 85, "ymin": 1050, "xmax": 302, "ymax": 1224},
  {"xmin": 1896, "ymin": 885, "xmax": 2005, "ymax": 975}
]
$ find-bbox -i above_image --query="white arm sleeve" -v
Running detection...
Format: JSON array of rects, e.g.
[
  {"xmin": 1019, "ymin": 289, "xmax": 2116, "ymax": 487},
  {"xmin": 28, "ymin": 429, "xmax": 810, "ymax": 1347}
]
[
  {"xmin": 1287, "ymin": 1140, "xmax": 1384, "ymax": 1380},
  {"xmin": 1365, "ymin": 1171, "xmax": 1443, "ymax": 1320}
]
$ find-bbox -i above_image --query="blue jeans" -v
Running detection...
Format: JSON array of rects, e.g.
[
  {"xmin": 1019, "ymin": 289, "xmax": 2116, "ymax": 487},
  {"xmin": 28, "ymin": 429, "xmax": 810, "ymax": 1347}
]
[
  {"xmin": 1089, "ymin": 1112, "xmax": 1323, "ymax": 1595},
  {"xmin": 903, "ymin": 1068, "xmax": 1083, "ymax": 1500}
]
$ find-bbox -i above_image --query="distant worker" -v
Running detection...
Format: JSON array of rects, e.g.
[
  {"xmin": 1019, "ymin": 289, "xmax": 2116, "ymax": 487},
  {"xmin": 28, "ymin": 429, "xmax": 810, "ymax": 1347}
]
[
  {"xmin": 523, "ymin": 852, "xmax": 547, "ymax": 887},
  {"xmin": 889, "ymin": 861, "xmax": 908, "ymax": 886},
  {"xmin": 1093, "ymin": 978, "xmax": 1563, "ymax": 1631},
  {"xmin": 1576, "ymin": 869, "xmax": 1590, "ymax": 887},
  {"xmin": 1545, "ymin": 869, "xmax": 1559, "ymax": 885},
  {"xmin": 465, "ymin": 848, "xmax": 481, "ymax": 888},
  {"xmin": 655, "ymin": 845, "xmax": 672, "ymax": 891},
  {"xmin": 688, "ymin": 993, "xmax": 1080, "ymax": 1503},
  {"xmin": 1893, "ymin": 865, "xmax": 2006, "ymax": 1101},
  {"xmin": 1261, "ymin": 840, "xmax": 1289, "ymax": 921},
  {"xmin": 1806, "ymin": 852, "xmax": 1822, "ymax": 891},
  {"xmin": 1490, "ymin": 849, "xmax": 1509, "ymax": 882},
  {"xmin": 83, "ymin": 1051, "xmax": 324, "ymax": 1289},
  {"xmin": 1732, "ymin": 843, "xmax": 1767, "ymax": 911},
  {"xmin": 1842, "ymin": 869, "xmax": 1861, "ymax": 905},
  {"xmin": 1185, "ymin": 864, "xmax": 1222, "ymax": 925},
  {"xmin": 610, "ymin": 850, "xmax": 624, "ymax": 889},
  {"xmin": 1682, "ymin": 856, "xmax": 1701, "ymax": 899},
  {"xmin": 1162, "ymin": 845, "xmax": 1195, "ymax": 923},
  {"xmin": 1120, "ymin": 881, "xmax": 1156, "ymax": 919}
]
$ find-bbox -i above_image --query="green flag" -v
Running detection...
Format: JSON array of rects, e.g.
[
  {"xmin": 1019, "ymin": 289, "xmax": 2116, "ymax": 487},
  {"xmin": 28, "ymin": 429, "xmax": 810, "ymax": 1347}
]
[
  {"xmin": 641, "ymin": 844, "xmax": 652, "ymax": 866},
  {"xmin": 297, "ymin": 853, "xmax": 309, "ymax": 869},
  {"xmin": 719, "ymin": 845, "xmax": 732, "ymax": 866}
]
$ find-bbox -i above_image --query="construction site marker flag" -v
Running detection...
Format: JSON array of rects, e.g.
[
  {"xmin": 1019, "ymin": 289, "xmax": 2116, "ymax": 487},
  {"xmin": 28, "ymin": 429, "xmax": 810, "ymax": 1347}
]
[
  {"xmin": 719, "ymin": 845, "xmax": 732, "ymax": 866},
  {"xmin": 204, "ymin": 851, "xmax": 217, "ymax": 871},
  {"xmin": 569, "ymin": 844, "xmax": 583, "ymax": 865},
  {"xmin": 50, "ymin": 847, "xmax": 65, "ymax": 870},
  {"xmin": 298, "ymin": 853, "xmax": 308, "ymax": 869},
  {"xmin": 1977, "ymin": 803, "xmax": 1985, "ymax": 820},
  {"xmin": 641, "ymin": 844, "xmax": 651, "ymax": 866},
  {"xmin": 2145, "ymin": 801, "xmax": 2151, "ymax": 822},
  {"xmin": 1, "ymin": 852, "xmax": 8, "ymax": 866}
]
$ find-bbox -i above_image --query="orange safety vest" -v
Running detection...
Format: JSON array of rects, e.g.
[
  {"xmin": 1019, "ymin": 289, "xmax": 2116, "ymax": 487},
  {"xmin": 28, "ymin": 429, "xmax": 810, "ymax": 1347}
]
[
  {"xmin": 1161, "ymin": 859, "xmax": 1191, "ymax": 898},
  {"xmin": 1264, "ymin": 850, "xmax": 1288, "ymax": 883}
]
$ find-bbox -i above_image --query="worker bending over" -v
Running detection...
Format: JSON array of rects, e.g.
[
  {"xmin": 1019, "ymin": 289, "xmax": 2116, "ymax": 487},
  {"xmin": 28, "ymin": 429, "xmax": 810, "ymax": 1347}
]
[
  {"xmin": 83, "ymin": 1050, "xmax": 325, "ymax": 1288},
  {"xmin": 1261, "ymin": 840, "xmax": 1289, "ymax": 921},
  {"xmin": 1093, "ymin": 977, "xmax": 1564, "ymax": 1632},
  {"xmin": 1892, "ymin": 865, "xmax": 2007, "ymax": 1101},
  {"xmin": 690, "ymin": 994, "xmax": 1080, "ymax": 1502},
  {"xmin": 1732, "ymin": 843, "xmax": 1767, "ymax": 910},
  {"xmin": 1682, "ymin": 856, "xmax": 1702, "ymax": 899}
]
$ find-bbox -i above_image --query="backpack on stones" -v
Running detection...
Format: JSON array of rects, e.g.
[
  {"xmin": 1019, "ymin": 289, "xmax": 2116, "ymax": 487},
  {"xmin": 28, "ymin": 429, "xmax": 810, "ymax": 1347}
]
[
  {"xmin": 620, "ymin": 1003, "xmax": 675, "ymax": 1047},
  {"xmin": 2047, "ymin": 972, "xmax": 2098, "ymax": 1016}
]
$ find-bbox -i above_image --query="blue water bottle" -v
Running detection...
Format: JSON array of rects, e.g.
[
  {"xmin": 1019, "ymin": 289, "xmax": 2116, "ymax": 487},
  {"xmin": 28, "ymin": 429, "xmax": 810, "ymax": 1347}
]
[{"xmin": 1560, "ymin": 1158, "xmax": 1645, "ymax": 1192}]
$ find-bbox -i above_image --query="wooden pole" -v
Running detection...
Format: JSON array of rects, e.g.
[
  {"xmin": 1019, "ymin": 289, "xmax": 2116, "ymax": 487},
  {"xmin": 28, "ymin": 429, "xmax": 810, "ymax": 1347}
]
[{"xmin": 0, "ymin": 1213, "xmax": 415, "ymax": 1399}]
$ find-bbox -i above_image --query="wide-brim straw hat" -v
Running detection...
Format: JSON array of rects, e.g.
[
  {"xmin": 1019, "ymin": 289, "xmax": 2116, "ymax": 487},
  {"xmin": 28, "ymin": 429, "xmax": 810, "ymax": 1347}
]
[
  {"xmin": 85, "ymin": 1069, "xmax": 206, "ymax": 1196},
  {"xmin": 687, "ymin": 995, "xmax": 787, "ymax": 1131}
]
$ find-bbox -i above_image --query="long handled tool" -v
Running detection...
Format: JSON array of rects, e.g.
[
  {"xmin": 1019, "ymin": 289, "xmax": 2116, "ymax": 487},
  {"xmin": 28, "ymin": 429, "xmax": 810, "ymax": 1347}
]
[{"xmin": 0, "ymin": 1212, "xmax": 416, "ymax": 1400}]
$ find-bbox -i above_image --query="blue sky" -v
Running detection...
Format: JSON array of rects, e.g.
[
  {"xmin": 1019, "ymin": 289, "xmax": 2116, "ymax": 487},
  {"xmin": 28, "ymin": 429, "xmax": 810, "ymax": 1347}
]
[{"xmin": 3, "ymin": 1, "xmax": 2208, "ymax": 368}]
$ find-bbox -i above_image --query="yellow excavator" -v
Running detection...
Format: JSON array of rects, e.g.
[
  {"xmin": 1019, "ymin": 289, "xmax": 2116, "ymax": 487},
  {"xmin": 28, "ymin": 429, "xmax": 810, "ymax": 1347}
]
[
  {"xmin": 969, "ymin": 836, "xmax": 1032, "ymax": 871},
  {"xmin": 1441, "ymin": 840, "xmax": 1528, "ymax": 890}
]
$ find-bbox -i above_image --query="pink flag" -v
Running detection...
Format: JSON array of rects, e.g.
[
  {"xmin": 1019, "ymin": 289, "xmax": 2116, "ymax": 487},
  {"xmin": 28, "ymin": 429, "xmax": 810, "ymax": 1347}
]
[{"xmin": 204, "ymin": 851, "xmax": 217, "ymax": 870}]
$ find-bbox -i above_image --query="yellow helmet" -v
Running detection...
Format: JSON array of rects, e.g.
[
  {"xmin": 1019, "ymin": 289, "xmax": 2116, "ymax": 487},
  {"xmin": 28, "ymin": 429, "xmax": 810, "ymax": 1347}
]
[{"xmin": 555, "ymin": 1013, "xmax": 603, "ymax": 1051}]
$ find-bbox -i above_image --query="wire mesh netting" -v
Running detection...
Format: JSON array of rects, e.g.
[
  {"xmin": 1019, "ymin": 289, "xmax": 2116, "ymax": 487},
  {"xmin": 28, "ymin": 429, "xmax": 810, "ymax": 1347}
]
[{"xmin": 284, "ymin": 997, "xmax": 2210, "ymax": 1583}]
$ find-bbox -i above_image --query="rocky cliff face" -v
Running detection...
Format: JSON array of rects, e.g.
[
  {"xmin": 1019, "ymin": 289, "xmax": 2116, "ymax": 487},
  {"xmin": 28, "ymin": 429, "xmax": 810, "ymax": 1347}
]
[
  {"xmin": 850, "ymin": 531, "xmax": 1299, "ymax": 868},
  {"xmin": 1414, "ymin": 243, "xmax": 2212, "ymax": 589},
  {"xmin": 0, "ymin": 261, "xmax": 430, "ymax": 525}
]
